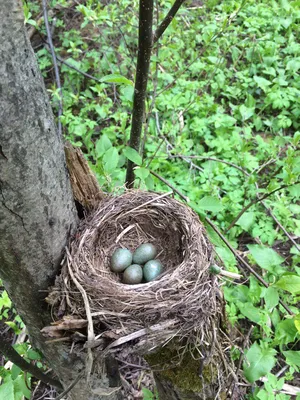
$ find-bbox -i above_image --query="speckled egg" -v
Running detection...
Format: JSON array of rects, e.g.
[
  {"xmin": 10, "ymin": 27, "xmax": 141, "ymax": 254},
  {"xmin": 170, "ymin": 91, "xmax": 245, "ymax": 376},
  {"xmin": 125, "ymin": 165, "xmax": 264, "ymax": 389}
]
[
  {"xmin": 110, "ymin": 248, "xmax": 132, "ymax": 273},
  {"xmin": 143, "ymin": 259, "xmax": 163, "ymax": 282},
  {"xmin": 132, "ymin": 243, "xmax": 157, "ymax": 265},
  {"xmin": 123, "ymin": 264, "xmax": 143, "ymax": 284}
]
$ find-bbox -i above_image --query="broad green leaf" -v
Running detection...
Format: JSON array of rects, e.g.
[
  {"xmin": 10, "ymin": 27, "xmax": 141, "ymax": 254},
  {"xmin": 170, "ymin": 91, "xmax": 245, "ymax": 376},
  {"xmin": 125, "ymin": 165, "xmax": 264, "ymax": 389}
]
[
  {"xmin": 144, "ymin": 175, "xmax": 154, "ymax": 190},
  {"xmin": 11, "ymin": 364, "xmax": 22, "ymax": 380},
  {"xmin": 274, "ymin": 274, "xmax": 300, "ymax": 294},
  {"xmin": 264, "ymin": 287, "xmax": 279, "ymax": 310},
  {"xmin": 236, "ymin": 212, "xmax": 256, "ymax": 231},
  {"xmin": 196, "ymin": 196, "xmax": 223, "ymax": 212},
  {"xmin": 0, "ymin": 379, "xmax": 14, "ymax": 400},
  {"xmin": 123, "ymin": 147, "xmax": 142, "ymax": 166},
  {"xmin": 142, "ymin": 387, "xmax": 155, "ymax": 400},
  {"xmin": 237, "ymin": 301, "xmax": 262, "ymax": 324},
  {"xmin": 215, "ymin": 246, "xmax": 237, "ymax": 268},
  {"xmin": 13, "ymin": 375, "xmax": 31, "ymax": 400},
  {"xmin": 121, "ymin": 85, "xmax": 134, "ymax": 102},
  {"xmin": 96, "ymin": 134, "xmax": 112, "ymax": 158},
  {"xmin": 134, "ymin": 167, "xmax": 150, "ymax": 180},
  {"xmin": 294, "ymin": 315, "xmax": 300, "ymax": 333},
  {"xmin": 103, "ymin": 147, "xmax": 119, "ymax": 173},
  {"xmin": 239, "ymin": 105, "xmax": 254, "ymax": 121},
  {"xmin": 100, "ymin": 74, "xmax": 133, "ymax": 86},
  {"xmin": 243, "ymin": 342, "xmax": 276, "ymax": 383},
  {"xmin": 254, "ymin": 76, "xmax": 272, "ymax": 91},
  {"xmin": 247, "ymin": 245, "xmax": 284, "ymax": 271},
  {"xmin": 283, "ymin": 351, "xmax": 300, "ymax": 367},
  {"xmin": 275, "ymin": 319, "xmax": 298, "ymax": 345}
]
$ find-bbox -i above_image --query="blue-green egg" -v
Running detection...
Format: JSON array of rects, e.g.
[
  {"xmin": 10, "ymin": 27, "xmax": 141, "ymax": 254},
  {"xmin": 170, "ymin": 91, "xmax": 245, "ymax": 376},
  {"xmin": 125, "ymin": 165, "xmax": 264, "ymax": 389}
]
[
  {"xmin": 110, "ymin": 248, "xmax": 132, "ymax": 273},
  {"xmin": 143, "ymin": 259, "xmax": 163, "ymax": 282},
  {"xmin": 123, "ymin": 264, "xmax": 143, "ymax": 284},
  {"xmin": 133, "ymin": 243, "xmax": 157, "ymax": 265}
]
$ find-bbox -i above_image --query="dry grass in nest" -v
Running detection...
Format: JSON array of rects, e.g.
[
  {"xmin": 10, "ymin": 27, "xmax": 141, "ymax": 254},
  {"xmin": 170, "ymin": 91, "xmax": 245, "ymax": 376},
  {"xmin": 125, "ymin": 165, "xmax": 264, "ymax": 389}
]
[{"xmin": 51, "ymin": 190, "xmax": 223, "ymax": 354}]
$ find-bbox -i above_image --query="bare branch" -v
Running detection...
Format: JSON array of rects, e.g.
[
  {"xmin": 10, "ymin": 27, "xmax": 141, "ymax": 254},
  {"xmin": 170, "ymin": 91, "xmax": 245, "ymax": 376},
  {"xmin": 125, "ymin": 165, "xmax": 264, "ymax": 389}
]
[
  {"xmin": 42, "ymin": 0, "xmax": 63, "ymax": 136},
  {"xmin": 0, "ymin": 336, "xmax": 62, "ymax": 389},
  {"xmin": 153, "ymin": 0, "xmax": 186, "ymax": 43}
]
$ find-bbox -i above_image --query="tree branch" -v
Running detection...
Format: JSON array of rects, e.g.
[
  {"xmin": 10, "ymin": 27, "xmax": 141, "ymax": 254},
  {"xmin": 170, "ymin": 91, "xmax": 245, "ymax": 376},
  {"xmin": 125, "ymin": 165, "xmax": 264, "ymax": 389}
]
[
  {"xmin": 153, "ymin": 0, "xmax": 186, "ymax": 43},
  {"xmin": 42, "ymin": 0, "xmax": 63, "ymax": 136},
  {"xmin": 125, "ymin": 0, "xmax": 154, "ymax": 187},
  {"xmin": 226, "ymin": 183, "xmax": 299, "ymax": 232},
  {"xmin": 0, "ymin": 336, "xmax": 63, "ymax": 390}
]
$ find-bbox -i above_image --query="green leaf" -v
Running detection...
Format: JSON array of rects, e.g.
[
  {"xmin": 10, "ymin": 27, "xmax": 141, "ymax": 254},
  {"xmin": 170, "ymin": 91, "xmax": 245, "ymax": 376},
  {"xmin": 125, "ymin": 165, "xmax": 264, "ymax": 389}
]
[
  {"xmin": 96, "ymin": 134, "xmax": 112, "ymax": 158},
  {"xmin": 247, "ymin": 245, "xmax": 284, "ymax": 271},
  {"xmin": 135, "ymin": 167, "xmax": 150, "ymax": 180},
  {"xmin": 237, "ymin": 301, "xmax": 262, "ymax": 324},
  {"xmin": 103, "ymin": 147, "xmax": 119, "ymax": 173},
  {"xmin": 121, "ymin": 85, "xmax": 134, "ymax": 102},
  {"xmin": 11, "ymin": 364, "xmax": 22, "ymax": 380},
  {"xmin": 236, "ymin": 212, "xmax": 256, "ymax": 231},
  {"xmin": 264, "ymin": 287, "xmax": 279, "ymax": 310},
  {"xmin": 0, "ymin": 379, "xmax": 14, "ymax": 400},
  {"xmin": 100, "ymin": 74, "xmax": 133, "ymax": 86},
  {"xmin": 123, "ymin": 147, "xmax": 142, "ymax": 166},
  {"xmin": 239, "ymin": 105, "xmax": 254, "ymax": 121},
  {"xmin": 254, "ymin": 76, "xmax": 272, "ymax": 91},
  {"xmin": 142, "ymin": 388, "xmax": 154, "ymax": 400},
  {"xmin": 274, "ymin": 274, "xmax": 300, "ymax": 294},
  {"xmin": 13, "ymin": 375, "xmax": 31, "ymax": 400},
  {"xmin": 283, "ymin": 351, "xmax": 300, "ymax": 367},
  {"xmin": 275, "ymin": 319, "xmax": 298, "ymax": 345},
  {"xmin": 294, "ymin": 315, "xmax": 300, "ymax": 333},
  {"xmin": 243, "ymin": 342, "xmax": 276, "ymax": 383},
  {"xmin": 196, "ymin": 196, "xmax": 223, "ymax": 212}
]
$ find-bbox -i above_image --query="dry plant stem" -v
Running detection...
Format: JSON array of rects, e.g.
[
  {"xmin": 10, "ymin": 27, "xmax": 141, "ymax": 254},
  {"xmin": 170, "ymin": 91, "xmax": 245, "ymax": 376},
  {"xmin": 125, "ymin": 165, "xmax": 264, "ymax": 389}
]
[
  {"xmin": 205, "ymin": 217, "xmax": 293, "ymax": 316},
  {"xmin": 150, "ymin": 170, "xmax": 189, "ymax": 202},
  {"xmin": 42, "ymin": 0, "xmax": 63, "ymax": 136},
  {"xmin": 261, "ymin": 199, "xmax": 300, "ymax": 253},
  {"xmin": 153, "ymin": 0, "xmax": 186, "ymax": 43},
  {"xmin": 54, "ymin": 371, "xmax": 85, "ymax": 400},
  {"xmin": 226, "ymin": 183, "xmax": 295, "ymax": 232},
  {"xmin": 228, "ymin": 325, "xmax": 254, "ymax": 398},
  {"xmin": 125, "ymin": 0, "xmax": 154, "ymax": 188},
  {"xmin": 0, "ymin": 335, "xmax": 62, "ymax": 390}
]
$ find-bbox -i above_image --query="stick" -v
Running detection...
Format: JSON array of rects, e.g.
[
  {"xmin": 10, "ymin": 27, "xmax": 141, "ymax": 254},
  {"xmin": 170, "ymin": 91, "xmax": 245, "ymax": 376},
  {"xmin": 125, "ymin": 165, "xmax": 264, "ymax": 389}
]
[
  {"xmin": 153, "ymin": 0, "xmax": 186, "ymax": 43},
  {"xmin": 42, "ymin": 0, "xmax": 63, "ymax": 136}
]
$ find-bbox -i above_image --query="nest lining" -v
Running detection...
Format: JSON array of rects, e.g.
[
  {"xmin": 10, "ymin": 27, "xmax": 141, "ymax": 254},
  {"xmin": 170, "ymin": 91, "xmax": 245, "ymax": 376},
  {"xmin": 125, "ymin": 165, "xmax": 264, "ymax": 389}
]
[{"xmin": 54, "ymin": 191, "xmax": 221, "ymax": 350}]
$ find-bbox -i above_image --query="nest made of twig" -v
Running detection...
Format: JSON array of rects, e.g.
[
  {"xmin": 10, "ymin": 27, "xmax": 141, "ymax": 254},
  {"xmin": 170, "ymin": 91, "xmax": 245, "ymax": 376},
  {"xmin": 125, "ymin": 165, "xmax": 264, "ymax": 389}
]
[{"xmin": 51, "ymin": 190, "xmax": 222, "ymax": 352}]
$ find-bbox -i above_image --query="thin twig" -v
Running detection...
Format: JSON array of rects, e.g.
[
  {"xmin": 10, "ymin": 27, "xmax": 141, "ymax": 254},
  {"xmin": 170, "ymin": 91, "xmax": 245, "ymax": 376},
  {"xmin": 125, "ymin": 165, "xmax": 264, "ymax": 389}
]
[
  {"xmin": 171, "ymin": 155, "xmax": 250, "ymax": 176},
  {"xmin": 42, "ymin": 0, "xmax": 63, "ymax": 136},
  {"xmin": 150, "ymin": 171, "xmax": 189, "ymax": 202},
  {"xmin": 226, "ymin": 183, "xmax": 299, "ymax": 232},
  {"xmin": 0, "ymin": 335, "xmax": 62, "ymax": 389},
  {"xmin": 54, "ymin": 370, "xmax": 85, "ymax": 400},
  {"xmin": 154, "ymin": 111, "xmax": 204, "ymax": 172},
  {"xmin": 153, "ymin": 0, "xmax": 186, "ymax": 43},
  {"xmin": 205, "ymin": 218, "xmax": 293, "ymax": 316}
]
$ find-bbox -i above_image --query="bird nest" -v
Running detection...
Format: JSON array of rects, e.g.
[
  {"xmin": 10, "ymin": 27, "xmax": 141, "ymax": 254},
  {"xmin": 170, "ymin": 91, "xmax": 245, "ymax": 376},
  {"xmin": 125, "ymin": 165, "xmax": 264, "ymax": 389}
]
[{"xmin": 48, "ymin": 190, "xmax": 223, "ymax": 355}]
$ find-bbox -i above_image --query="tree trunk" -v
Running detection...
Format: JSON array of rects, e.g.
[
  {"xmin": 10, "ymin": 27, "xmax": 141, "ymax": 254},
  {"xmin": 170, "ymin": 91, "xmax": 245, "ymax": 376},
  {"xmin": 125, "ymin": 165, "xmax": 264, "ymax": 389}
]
[{"xmin": 0, "ymin": 2, "xmax": 121, "ymax": 399}]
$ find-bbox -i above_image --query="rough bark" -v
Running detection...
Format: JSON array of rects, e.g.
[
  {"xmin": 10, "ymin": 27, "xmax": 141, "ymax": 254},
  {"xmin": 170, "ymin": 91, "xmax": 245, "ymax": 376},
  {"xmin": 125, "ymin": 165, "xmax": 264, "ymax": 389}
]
[{"xmin": 0, "ymin": 2, "xmax": 121, "ymax": 399}]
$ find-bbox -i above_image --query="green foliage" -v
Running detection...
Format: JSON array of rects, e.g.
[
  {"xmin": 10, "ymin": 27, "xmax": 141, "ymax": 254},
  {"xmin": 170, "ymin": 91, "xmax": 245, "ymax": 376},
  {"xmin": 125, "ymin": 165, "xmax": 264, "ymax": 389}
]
[{"xmin": 243, "ymin": 342, "xmax": 277, "ymax": 383}]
